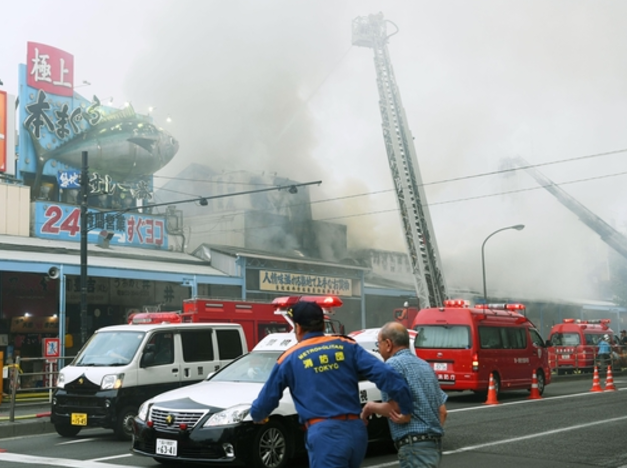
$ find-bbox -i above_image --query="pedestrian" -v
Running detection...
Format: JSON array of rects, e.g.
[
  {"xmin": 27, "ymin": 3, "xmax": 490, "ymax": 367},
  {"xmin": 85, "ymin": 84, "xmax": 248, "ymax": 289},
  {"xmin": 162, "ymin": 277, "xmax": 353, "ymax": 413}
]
[
  {"xmin": 619, "ymin": 330, "xmax": 627, "ymax": 346},
  {"xmin": 597, "ymin": 334, "xmax": 612, "ymax": 371},
  {"xmin": 361, "ymin": 322, "xmax": 448, "ymax": 468},
  {"xmin": 250, "ymin": 301, "xmax": 413, "ymax": 468}
]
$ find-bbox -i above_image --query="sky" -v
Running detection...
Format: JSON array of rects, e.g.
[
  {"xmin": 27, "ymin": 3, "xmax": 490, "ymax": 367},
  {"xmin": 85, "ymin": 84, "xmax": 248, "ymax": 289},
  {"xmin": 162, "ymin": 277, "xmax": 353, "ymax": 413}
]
[{"xmin": 2, "ymin": 0, "xmax": 627, "ymax": 302}]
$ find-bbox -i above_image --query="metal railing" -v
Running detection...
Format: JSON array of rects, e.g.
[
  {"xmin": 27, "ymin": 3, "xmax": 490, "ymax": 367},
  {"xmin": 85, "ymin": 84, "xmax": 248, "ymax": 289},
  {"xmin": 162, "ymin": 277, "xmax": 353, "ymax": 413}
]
[{"xmin": 4, "ymin": 356, "xmax": 75, "ymax": 422}]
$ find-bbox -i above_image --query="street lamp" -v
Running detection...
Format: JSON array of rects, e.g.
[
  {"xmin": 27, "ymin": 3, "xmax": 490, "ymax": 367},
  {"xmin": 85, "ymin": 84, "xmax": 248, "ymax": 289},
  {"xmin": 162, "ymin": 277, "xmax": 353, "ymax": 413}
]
[{"xmin": 481, "ymin": 224, "xmax": 525, "ymax": 306}]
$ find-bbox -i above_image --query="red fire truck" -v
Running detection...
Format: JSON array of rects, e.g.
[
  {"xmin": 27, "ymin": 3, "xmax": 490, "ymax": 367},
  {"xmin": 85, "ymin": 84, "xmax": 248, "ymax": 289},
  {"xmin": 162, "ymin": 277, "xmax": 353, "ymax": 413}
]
[
  {"xmin": 547, "ymin": 319, "xmax": 617, "ymax": 374},
  {"xmin": 410, "ymin": 299, "xmax": 551, "ymax": 396},
  {"xmin": 128, "ymin": 295, "xmax": 345, "ymax": 349}
]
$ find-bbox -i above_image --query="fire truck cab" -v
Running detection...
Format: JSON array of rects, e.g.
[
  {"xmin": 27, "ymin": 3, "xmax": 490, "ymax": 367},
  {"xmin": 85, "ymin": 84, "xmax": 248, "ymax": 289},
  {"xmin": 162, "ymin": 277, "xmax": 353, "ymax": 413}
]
[{"xmin": 547, "ymin": 319, "xmax": 615, "ymax": 374}]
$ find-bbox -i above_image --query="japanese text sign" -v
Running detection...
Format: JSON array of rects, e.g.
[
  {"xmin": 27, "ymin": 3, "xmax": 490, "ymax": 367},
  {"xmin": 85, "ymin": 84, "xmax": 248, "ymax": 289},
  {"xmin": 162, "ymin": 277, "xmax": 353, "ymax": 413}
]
[{"xmin": 27, "ymin": 42, "xmax": 74, "ymax": 97}]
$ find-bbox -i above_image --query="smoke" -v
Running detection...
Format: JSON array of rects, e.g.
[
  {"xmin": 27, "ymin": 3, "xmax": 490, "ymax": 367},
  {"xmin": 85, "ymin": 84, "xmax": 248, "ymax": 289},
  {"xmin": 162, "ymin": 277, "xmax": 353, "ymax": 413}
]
[{"xmin": 113, "ymin": 1, "xmax": 627, "ymax": 300}]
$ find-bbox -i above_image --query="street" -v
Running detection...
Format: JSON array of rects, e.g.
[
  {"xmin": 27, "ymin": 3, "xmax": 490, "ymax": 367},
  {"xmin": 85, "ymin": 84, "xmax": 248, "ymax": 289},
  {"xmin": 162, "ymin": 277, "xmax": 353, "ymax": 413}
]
[{"xmin": 0, "ymin": 376, "xmax": 625, "ymax": 467}]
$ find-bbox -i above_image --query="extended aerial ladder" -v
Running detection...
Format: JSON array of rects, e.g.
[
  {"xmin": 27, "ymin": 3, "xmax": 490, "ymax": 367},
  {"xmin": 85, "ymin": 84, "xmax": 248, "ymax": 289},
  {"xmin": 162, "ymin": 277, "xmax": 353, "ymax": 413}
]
[
  {"xmin": 352, "ymin": 13, "xmax": 447, "ymax": 308},
  {"xmin": 511, "ymin": 156, "xmax": 627, "ymax": 260}
]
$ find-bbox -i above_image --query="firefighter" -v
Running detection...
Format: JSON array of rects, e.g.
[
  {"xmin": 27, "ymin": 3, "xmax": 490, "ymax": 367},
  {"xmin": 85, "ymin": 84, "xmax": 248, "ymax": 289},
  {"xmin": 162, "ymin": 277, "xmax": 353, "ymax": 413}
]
[
  {"xmin": 597, "ymin": 334, "xmax": 612, "ymax": 371},
  {"xmin": 250, "ymin": 301, "xmax": 413, "ymax": 468}
]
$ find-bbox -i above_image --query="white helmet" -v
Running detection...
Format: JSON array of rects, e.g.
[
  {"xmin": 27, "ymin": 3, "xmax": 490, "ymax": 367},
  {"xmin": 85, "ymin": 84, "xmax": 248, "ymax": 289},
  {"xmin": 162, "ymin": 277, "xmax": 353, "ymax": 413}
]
[{"xmin": 603, "ymin": 334, "xmax": 610, "ymax": 340}]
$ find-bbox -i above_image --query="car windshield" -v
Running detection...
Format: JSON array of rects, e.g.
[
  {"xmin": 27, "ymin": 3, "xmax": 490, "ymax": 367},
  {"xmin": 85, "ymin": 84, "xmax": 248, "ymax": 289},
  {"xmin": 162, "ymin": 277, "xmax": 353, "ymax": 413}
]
[
  {"xmin": 210, "ymin": 351, "xmax": 281, "ymax": 383},
  {"xmin": 550, "ymin": 333, "xmax": 580, "ymax": 346},
  {"xmin": 73, "ymin": 331, "xmax": 145, "ymax": 366}
]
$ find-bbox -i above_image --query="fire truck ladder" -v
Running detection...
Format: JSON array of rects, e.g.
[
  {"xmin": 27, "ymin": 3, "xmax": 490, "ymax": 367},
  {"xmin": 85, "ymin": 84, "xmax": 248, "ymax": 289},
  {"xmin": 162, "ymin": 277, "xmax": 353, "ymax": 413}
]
[
  {"xmin": 512, "ymin": 155, "xmax": 627, "ymax": 260},
  {"xmin": 352, "ymin": 13, "xmax": 447, "ymax": 308}
]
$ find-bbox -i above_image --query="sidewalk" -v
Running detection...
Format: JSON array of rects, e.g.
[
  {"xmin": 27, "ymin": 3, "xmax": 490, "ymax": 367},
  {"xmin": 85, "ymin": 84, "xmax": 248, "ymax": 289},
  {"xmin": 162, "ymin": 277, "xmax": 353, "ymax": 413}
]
[{"xmin": 0, "ymin": 396, "xmax": 55, "ymax": 439}]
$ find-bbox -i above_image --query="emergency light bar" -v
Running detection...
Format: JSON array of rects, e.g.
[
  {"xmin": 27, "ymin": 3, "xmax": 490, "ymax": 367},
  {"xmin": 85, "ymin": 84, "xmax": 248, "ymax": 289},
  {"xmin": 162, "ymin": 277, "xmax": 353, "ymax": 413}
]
[
  {"xmin": 129, "ymin": 312, "xmax": 183, "ymax": 325},
  {"xmin": 272, "ymin": 295, "xmax": 343, "ymax": 310},
  {"xmin": 442, "ymin": 299, "xmax": 470, "ymax": 308},
  {"xmin": 562, "ymin": 318, "xmax": 611, "ymax": 325},
  {"xmin": 475, "ymin": 303, "xmax": 526, "ymax": 311}
]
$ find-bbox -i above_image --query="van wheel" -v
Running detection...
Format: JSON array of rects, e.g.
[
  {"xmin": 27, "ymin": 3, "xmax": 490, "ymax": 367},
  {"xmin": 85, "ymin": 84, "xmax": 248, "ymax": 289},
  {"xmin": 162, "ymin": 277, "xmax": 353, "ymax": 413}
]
[
  {"xmin": 535, "ymin": 371, "xmax": 545, "ymax": 395},
  {"xmin": 251, "ymin": 420, "xmax": 291, "ymax": 468},
  {"xmin": 114, "ymin": 406, "xmax": 136, "ymax": 441},
  {"xmin": 54, "ymin": 422, "xmax": 82, "ymax": 437}
]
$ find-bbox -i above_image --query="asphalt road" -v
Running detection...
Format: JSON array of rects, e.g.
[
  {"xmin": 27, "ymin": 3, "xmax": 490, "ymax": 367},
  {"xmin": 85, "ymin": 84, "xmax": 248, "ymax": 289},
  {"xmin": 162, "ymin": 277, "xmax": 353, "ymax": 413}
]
[{"xmin": 0, "ymin": 376, "xmax": 625, "ymax": 467}]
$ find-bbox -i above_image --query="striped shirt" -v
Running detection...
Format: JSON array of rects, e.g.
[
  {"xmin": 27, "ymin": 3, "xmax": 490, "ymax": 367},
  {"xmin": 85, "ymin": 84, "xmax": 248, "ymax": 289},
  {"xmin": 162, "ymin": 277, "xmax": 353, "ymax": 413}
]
[{"xmin": 382, "ymin": 349, "xmax": 447, "ymax": 441}]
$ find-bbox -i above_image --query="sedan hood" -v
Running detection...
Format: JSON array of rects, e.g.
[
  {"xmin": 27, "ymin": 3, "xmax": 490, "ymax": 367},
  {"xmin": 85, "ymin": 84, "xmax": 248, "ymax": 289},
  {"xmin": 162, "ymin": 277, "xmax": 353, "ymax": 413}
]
[{"xmin": 147, "ymin": 380, "xmax": 295, "ymax": 415}]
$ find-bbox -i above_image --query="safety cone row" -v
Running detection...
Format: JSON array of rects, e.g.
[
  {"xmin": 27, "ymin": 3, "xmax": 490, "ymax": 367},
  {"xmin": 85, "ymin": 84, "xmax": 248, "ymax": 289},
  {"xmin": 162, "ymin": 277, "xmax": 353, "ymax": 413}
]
[
  {"xmin": 484, "ymin": 373, "xmax": 499, "ymax": 405},
  {"xmin": 590, "ymin": 365, "xmax": 603, "ymax": 392},
  {"xmin": 604, "ymin": 366, "xmax": 617, "ymax": 392},
  {"xmin": 528, "ymin": 371, "xmax": 542, "ymax": 400}
]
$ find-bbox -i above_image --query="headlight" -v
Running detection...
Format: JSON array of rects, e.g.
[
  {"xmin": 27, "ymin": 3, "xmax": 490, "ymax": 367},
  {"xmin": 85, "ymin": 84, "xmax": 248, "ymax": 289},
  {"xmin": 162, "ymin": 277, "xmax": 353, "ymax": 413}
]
[
  {"xmin": 137, "ymin": 401, "xmax": 151, "ymax": 421},
  {"xmin": 56, "ymin": 373, "xmax": 65, "ymax": 388},
  {"xmin": 101, "ymin": 373, "xmax": 124, "ymax": 390},
  {"xmin": 203, "ymin": 404, "xmax": 251, "ymax": 427}
]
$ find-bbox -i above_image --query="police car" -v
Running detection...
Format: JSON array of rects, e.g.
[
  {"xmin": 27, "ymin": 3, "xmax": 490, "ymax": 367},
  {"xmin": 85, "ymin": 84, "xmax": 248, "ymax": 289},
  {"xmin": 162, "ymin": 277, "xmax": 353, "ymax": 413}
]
[{"xmin": 131, "ymin": 331, "xmax": 392, "ymax": 468}]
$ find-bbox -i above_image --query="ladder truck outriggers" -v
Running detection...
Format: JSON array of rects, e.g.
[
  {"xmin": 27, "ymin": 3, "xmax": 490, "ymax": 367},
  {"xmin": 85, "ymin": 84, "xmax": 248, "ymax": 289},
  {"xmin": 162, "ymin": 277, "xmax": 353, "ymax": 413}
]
[{"xmin": 352, "ymin": 13, "xmax": 448, "ymax": 309}]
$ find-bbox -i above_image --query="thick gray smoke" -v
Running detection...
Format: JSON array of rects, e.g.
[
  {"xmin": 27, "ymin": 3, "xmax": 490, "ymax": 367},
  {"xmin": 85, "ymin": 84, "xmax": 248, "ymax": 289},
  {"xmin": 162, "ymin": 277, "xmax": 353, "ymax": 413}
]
[{"xmin": 6, "ymin": 1, "xmax": 626, "ymax": 301}]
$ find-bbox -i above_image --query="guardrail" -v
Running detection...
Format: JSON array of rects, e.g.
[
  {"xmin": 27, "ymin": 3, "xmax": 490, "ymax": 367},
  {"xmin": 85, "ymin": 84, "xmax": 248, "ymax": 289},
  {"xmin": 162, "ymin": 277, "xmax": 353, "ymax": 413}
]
[{"xmin": 4, "ymin": 356, "xmax": 75, "ymax": 422}]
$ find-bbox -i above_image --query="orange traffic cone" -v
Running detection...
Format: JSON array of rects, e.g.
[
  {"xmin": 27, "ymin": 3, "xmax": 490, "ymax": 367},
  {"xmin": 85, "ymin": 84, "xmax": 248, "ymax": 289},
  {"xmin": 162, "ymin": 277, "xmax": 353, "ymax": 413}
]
[
  {"xmin": 528, "ymin": 371, "xmax": 542, "ymax": 400},
  {"xmin": 484, "ymin": 373, "xmax": 499, "ymax": 405},
  {"xmin": 590, "ymin": 365, "xmax": 603, "ymax": 392},
  {"xmin": 604, "ymin": 366, "xmax": 617, "ymax": 391}
]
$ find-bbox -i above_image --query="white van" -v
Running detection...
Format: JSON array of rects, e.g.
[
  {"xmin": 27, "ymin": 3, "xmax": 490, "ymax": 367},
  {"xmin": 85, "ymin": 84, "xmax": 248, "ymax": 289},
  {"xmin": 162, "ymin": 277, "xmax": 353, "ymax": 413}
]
[{"xmin": 51, "ymin": 322, "xmax": 247, "ymax": 440}]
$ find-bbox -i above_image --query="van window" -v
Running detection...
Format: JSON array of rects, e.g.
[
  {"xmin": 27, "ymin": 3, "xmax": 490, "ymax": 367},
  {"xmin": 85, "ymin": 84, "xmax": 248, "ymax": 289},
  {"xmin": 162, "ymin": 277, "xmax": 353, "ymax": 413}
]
[
  {"xmin": 181, "ymin": 329, "xmax": 214, "ymax": 362},
  {"xmin": 550, "ymin": 333, "xmax": 580, "ymax": 346},
  {"xmin": 584, "ymin": 333, "xmax": 603, "ymax": 345},
  {"xmin": 529, "ymin": 329, "xmax": 544, "ymax": 347},
  {"xmin": 414, "ymin": 325, "xmax": 471, "ymax": 349},
  {"xmin": 479, "ymin": 327, "xmax": 527, "ymax": 349},
  {"xmin": 147, "ymin": 332, "xmax": 175, "ymax": 365},
  {"xmin": 216, "ymin": 329, "xmax": 245, "ymax": 359}
]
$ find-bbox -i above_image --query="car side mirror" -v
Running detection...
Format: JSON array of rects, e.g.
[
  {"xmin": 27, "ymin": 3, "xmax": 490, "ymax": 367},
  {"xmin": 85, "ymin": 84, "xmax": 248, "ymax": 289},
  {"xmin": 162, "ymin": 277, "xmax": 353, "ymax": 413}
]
[
  {"xmin": 141, "ymin": 349, "xmax": 156, "ymax": 368},
  {"xmin": 545, "ymin": 340, "xmax": 552, "ymax": 347}
]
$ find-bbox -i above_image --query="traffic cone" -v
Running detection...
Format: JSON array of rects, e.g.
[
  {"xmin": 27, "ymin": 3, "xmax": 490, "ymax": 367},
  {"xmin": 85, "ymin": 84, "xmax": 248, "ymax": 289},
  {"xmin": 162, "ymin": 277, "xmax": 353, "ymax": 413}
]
[
  {"xmin": 528, "ymin": 371, "xmax": 542, "ymax": 400},
  {"xmin": 590, "ymin": 365, "xmax": 603, "ymax": 392},
  {"xmin": 604, "ymin": 366, "xmax": 617, "ymax": 392},
  {"xmin": 484, "ymin": 373, "xmax": 499, "ymax": 405}
]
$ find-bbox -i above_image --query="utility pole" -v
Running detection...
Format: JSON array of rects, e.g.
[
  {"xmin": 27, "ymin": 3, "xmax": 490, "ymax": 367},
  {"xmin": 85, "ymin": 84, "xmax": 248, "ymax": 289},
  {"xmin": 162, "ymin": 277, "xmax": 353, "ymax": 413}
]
[{"xmin": 80, "ymin": 151, "xmax": 88, "ymax": 346}]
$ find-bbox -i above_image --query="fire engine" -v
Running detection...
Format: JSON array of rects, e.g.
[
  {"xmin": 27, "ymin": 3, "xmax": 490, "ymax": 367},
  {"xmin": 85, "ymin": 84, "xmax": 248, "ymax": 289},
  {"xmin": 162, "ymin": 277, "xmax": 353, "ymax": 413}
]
[
  {"xmin": 128, "ymin": 296, "xmax": 345, "ymax": 348},
  {"xmin": 547, "ymin": 319, "xmax": 616, "ymax": 374}
]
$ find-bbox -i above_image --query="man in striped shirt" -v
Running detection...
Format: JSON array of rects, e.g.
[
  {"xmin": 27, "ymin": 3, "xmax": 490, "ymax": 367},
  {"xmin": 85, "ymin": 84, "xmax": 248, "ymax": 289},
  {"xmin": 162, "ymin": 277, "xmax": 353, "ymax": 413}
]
[{"xmin": 361, "ymin": 322, "xmax": 447, "ymax": 468}]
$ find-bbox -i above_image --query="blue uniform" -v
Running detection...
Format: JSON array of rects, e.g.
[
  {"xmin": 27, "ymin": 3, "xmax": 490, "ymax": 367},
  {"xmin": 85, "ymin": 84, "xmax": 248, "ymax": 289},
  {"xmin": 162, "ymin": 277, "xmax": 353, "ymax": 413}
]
[{"xmin": 251, "ymin": 332, "xmax": 413, "ymax": 468}]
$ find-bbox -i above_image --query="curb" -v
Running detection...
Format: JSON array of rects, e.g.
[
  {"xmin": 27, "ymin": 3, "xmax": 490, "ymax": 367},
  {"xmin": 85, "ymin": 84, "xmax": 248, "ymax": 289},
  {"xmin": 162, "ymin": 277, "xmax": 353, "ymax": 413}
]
[{"xmin": 0, "ymin": 418, "xmax": 55, "ymax": 439}]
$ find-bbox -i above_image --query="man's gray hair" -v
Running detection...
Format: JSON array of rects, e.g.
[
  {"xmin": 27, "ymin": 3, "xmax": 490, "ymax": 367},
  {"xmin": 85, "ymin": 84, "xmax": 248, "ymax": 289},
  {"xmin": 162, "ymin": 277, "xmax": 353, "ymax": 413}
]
[{"xmin": 381, "ymin": 322, "xmax": 410, "ymax": 348}]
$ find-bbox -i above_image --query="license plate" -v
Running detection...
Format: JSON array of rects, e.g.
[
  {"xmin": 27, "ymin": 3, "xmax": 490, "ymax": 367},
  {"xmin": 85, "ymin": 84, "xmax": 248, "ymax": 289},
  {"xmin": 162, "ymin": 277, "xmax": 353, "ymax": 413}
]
[
  {"xmin": 71, "ymin": 413, "xmax": 87, "ymax": 426},
  {"xmin": 156, "ymin": 439, "xmax": 177, "ymax": 457},
  {"xmin": 561, "ymin": 354, "xmax": 570, "ymax": 359},
  {"xmin": 433, "ymin": 363, "xmax": 447, "ymax": 371}
]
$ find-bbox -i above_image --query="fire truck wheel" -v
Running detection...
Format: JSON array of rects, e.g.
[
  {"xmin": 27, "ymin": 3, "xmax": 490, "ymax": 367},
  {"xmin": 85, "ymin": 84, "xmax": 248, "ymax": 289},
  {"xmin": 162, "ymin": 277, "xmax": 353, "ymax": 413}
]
[
  {"xmin": 114, "ymin": 406, "xmax": 136, "ymax": 441},
  {"xmin": 54, "ymin": 422, "xmax": 82, "ymax": 437},
  {"xmin": 536, "ymin": 371, "xmax": 545, "ymax": 395},
  {"xmin": 251, "ymin": 420, "xmax": 291, "ymax": 468}
]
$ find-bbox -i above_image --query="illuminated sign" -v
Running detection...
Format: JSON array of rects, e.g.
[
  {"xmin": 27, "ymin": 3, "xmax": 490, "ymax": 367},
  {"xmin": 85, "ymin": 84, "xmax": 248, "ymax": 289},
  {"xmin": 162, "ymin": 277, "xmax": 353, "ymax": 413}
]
[
  {"xmin": 33, "ymin": 201, "xmax": 168, "ymax": 249},
  {"xmin": 11, "ymin": 316, "xmax": 60, "ymax": 334},
  {"xmin": 259, "ymin": 270, "xmax": 352, "ymax": 296},
  {"xmin": 26, "ymin": 42, "xmax": 74, "ymax": 97},
  {"xmin": 0, "ymin": 90, "xmax": 5, "ymax": 172}
]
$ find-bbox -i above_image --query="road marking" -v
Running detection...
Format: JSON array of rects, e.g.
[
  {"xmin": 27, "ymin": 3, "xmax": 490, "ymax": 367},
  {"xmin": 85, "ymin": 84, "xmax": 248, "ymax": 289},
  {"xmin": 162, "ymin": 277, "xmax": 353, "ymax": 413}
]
[
  {"xmin": 89, "ymin": 453, "xmax": 133, "ymax": 462},
  {"xmin": 57, "ymin": 438, "xmax": 99, "ymax": 445},
  {"xmin": 448, "ymin": 387, "xmax": 625, "ymax": 413},
  {"xmin": 0, "ymin": 452, "xmax": 137, "ymax": 467},
  {"xmin": 443, "ymin": 415, "xmax": 627, "ymax": 455}
]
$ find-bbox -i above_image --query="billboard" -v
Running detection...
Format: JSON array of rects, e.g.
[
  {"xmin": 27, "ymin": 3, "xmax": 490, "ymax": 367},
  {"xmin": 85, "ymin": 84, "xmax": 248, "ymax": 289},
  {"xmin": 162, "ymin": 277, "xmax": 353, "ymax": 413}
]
[{"xmin": 17, "ymin": 42, "xmax": 179, "ymax": 250}]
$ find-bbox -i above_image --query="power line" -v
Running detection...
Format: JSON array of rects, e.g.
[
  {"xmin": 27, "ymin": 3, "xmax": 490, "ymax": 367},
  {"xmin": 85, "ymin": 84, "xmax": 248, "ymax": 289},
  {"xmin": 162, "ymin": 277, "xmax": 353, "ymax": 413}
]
[{"xmin": 190, "ymin": 168, "xmax": 627, "ymax": 235}]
